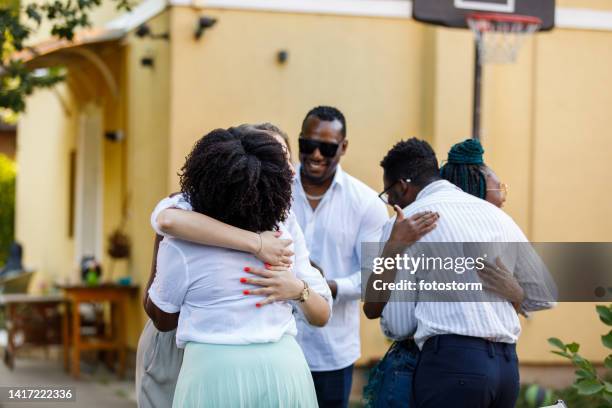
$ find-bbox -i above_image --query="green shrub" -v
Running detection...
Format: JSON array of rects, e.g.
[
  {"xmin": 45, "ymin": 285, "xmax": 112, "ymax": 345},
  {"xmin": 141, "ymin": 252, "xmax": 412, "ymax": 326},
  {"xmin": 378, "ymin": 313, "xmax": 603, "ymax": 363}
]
[
  {"xmin": 0, "ymin": 153, "xmax": 16, "ymax": 265},
  {"xmin": 548, "ymin": 304, "xmax": 612, "ymax": 406},
  {"xmin": 515, "ymin": 383, "xmax": 609, "ymax": 408}
]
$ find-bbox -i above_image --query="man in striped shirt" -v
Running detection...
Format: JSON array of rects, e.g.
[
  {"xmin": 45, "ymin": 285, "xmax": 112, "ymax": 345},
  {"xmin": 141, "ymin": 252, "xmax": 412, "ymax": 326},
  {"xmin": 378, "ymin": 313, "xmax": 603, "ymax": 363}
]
[{"xmin": 364, "ymin": 138, "xmax": 556, "ymax": 408}]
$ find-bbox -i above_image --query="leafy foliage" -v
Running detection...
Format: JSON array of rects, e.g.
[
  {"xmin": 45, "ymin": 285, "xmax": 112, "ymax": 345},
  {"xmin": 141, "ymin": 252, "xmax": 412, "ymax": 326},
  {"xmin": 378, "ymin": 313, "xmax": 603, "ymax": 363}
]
[
  {"xmin": 548, "ymin": 304, "xmax": 612, "ymax": 406},
  {"xmin": 0, "ymin": 153, "xmax": 16, "ymax": 265},
  {"xmin": 0, "ymin": 0, "xmax": 131, "ymax": 116},
  {"xmin": 515, "ymin": 382, "xmax": 612, "ymax": 408}
]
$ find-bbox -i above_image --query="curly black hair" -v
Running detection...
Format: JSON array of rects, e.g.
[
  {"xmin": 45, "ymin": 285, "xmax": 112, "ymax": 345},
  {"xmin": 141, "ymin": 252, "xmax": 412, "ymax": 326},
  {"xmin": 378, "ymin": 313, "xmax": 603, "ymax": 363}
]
[
  {"xmin": 380, "ymin": 138, "xmax": 440, "ymax": 187},
  {"xmin": 301, "ymin": 106, "xmax": 347, "ymax": 138},
  {"xmin": 179, "ymin": 126, "xmax": 293, "ymax": 233}
]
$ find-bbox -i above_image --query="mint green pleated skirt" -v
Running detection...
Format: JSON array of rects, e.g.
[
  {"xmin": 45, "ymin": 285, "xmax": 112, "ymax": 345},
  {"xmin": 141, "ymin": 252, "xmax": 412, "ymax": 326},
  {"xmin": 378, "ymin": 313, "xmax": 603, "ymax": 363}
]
[{"xmin": 172, "ymin": 335, "xmax": 318, "ymax": 408}]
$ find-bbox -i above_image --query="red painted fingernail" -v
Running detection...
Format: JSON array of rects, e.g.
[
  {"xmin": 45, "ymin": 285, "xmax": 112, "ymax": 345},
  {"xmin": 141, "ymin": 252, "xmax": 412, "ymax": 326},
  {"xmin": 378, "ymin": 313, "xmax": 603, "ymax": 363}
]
[
  {"xmin": 255, "ymin": 303, "xmax": 262, "ymax": 308},
  {"xmin": 243, "ymin": 290, "xmax": 250, "ymax": 295},
  {"xmin": 240, "ymin": 278, "xmax": 247, "ymax": 283},
  {"xmin": 244, "ymin": 267, "xmax": 250, "ymax": 272},
  {"xmin": 264, "ymin": 263, "xmax": 271, "ymax": 269}
]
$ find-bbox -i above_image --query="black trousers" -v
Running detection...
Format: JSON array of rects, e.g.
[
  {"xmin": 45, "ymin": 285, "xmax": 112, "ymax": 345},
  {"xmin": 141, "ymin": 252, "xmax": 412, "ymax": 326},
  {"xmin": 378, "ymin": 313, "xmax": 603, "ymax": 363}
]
[
  {"xmin": 311, "ymin": 364, "xmax": 354, "ymax": 408},
  {"xmin": 413, "ymin": 335, "xmax": 519, "ymax": 408}
]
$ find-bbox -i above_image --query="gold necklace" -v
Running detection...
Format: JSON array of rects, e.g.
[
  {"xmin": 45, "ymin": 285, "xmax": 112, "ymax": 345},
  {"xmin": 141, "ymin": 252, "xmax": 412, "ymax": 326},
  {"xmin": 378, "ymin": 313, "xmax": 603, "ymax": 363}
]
[{"xmin": 305, "ymin": 191, "xmax": 326, "ymax": 201}]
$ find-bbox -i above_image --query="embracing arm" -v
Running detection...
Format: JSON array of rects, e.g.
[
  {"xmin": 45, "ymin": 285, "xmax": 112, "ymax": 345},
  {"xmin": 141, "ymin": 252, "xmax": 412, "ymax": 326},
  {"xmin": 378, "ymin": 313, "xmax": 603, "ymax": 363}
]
[
  {"xmin": 363, "ymin": 241, "xmax": 406, "ymax": 319},
  {"xmin": 142, "ymin": 234, "xmax": 162, "ymax": 311},
  {"xmin": 330, "ymin": 198, "xmax": 389, "ymax": 301},
  {"xmin": 242, "ymin": 264, "xmax": 331, "ymax": 327},
  {"xmin": 297, "ymin": 288, "xmax": 331, "ymax": 326},
  {"xmin": 153, "ymin": 195, "xmax": 293, "ymax": 266},
  {"xmin": 512, "ymin": 240, "xmax": 557, "ymax": 312},
  {"xmin": 158, "ymin": 209, "xmax": 293, "ymax": 265},
  {"xmin": 143, "ymin": 235, "xmax": 181, "ymax": 331},
  {"xmin": 241, "ymin": 215, "xmax": 332, "ymax": 327},
  {"xmin": 477, "ymin": 257, "xmax": 526, "ymax": 315},
  {"xmin": 363, "ymin": 207, "xmax": 439, "ymax": 319}
]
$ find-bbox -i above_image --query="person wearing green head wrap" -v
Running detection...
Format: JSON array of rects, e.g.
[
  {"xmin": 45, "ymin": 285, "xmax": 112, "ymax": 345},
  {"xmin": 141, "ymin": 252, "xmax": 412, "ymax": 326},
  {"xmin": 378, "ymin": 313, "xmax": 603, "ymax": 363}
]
[{"xmin": 440, "ymin": 138, "xmax": 507, "ymax": 208}]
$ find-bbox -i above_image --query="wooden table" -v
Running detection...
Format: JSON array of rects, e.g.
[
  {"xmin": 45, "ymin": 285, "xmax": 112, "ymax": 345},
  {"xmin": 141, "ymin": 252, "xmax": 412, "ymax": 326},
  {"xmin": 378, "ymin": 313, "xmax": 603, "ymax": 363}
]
[
  {"xmin": 0, "ymin": 294, "xmax": 65, "ymax": 370},
  {"xmin": 60, "ymin": 284, "xmax": 138, "ymax": 379}
]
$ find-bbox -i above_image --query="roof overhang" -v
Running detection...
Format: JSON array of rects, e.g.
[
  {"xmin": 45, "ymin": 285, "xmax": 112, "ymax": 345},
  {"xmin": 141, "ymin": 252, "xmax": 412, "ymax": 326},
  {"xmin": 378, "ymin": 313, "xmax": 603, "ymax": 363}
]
[
  {"xmin": 18, "ymin": 0, "xmax": 168, "ymax": 62},
  {"xmin": 10, "ymin": 0, "xmax": 169, "ymax": 103}
]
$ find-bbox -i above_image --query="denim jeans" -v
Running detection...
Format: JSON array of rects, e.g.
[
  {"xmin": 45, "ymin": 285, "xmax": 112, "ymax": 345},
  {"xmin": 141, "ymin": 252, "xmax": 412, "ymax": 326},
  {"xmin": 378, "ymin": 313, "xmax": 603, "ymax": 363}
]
[{"xmin": 363, "ymin": 340, "xmax": 419, "ymax": 408}]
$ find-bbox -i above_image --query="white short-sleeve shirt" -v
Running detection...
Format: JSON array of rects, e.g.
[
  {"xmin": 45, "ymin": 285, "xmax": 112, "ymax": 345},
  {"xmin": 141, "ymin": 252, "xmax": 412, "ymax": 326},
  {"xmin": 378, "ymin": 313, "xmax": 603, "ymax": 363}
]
[{"xmin": 148, "ymin": 194, "xmax": 332, "ymax": 348}]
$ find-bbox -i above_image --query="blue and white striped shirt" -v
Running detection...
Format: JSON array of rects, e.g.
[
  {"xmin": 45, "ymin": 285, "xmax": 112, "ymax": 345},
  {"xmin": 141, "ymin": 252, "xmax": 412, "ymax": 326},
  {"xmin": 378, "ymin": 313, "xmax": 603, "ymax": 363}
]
[{"xmin": 380, "ymin": 180, "xmax": 556, "ymax": 348}]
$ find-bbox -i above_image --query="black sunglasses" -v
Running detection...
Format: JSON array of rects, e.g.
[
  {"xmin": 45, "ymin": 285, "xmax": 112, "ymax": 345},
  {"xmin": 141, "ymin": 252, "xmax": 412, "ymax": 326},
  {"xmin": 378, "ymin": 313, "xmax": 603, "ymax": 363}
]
[{"xmin": 298, "ymin": 138, "xmax": 340, "ymax": 158}]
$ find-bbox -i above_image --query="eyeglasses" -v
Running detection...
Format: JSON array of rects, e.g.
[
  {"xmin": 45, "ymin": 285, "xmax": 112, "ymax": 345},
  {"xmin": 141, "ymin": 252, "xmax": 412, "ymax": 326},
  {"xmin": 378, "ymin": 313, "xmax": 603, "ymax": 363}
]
[
  {"xmin": 378, "ymin": 178, "xmax": 411, "ymax": 205},
  {"xmin": 298, "ymin": 138, "xmax": 340, "ymax": 158},
  {"xmin": 486, "ymin": 182, "xmax": 508, "ymax": 199}
]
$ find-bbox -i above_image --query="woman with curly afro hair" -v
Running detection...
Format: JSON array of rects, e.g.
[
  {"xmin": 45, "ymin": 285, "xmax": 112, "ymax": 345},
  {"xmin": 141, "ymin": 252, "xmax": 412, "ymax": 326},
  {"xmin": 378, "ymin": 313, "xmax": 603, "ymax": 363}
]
[{"xmin": 143, "ymin": 125, "xmax": 331, "ymax": 408}]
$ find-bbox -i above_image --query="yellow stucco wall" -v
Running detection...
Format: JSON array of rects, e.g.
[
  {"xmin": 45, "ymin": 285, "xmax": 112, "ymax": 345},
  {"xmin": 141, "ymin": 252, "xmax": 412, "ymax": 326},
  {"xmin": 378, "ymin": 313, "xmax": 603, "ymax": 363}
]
[
  {"xmin": 167, "ymin": 7, "xmax": 430, "ymax": 193},
  {"xmin": 16, "ymin": 84, "xmax": 77, "ymax": 290},
  {"xmin": 123, "ymin": 12, "xmax": 172, "ymax": 346},
  {"xmin": 558, "ymin": 0, "xmax": 612, "ymax": 10}
]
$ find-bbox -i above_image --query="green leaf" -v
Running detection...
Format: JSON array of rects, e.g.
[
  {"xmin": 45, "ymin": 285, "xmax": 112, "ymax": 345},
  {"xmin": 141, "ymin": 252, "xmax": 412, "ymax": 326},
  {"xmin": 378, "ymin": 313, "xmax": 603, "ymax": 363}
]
[
  {"xmin": 604, "ymin": 392, "xmax": 612, "ymax": 405},
  {"xmin": 25, "ymin": 5, "xmax": 42, "ymax": 25},
  {"xmin": 605, "ymin": 355, "xmax": 612, "ymax": 369},
  {"xmin": 575, "ymin": 368, "xmax": 595, "ymax": 380},
  {"xmin": 574, "ymin": 379, "xmax": 604, "ymax": 395},
  {"xmin": 567, "ymin": 342, "xmax": 580, "ymax": 353},
  {"xmin": 572, "ymin": 353, "xmax": 585, "ymax": 364},
  {"xmin": 596, "ymin": 305, "xmax": 612, "ymax": 326},
  {"xmin": 551, "ymin": 350, "xmax": 571, "ymax": 359},
  {"xmin": 571, "ymin": 354, "xmax": 595, "ymax": 373},
  {"xmin": 548, "ymin": 337, "xmax": 567, "ymax": 351},
  {"xmin": 605, "ymin": 381, "xmax": 612, "ymax": 393},
  {"xmin": 602, "ymin": 330, "xmax": 612, "ymax": 349}
]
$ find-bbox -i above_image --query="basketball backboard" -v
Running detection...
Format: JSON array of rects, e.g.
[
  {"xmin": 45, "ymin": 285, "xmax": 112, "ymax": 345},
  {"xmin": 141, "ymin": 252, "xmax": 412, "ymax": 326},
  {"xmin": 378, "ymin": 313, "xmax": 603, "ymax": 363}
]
[{"xmin": 413, "ymin": 0, "xmax": 555, "ymax": 31}]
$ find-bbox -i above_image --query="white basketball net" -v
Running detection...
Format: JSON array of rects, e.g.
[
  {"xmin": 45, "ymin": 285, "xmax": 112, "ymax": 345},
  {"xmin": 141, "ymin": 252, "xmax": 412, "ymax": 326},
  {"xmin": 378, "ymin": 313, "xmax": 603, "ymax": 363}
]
[{"xmin": 467, "ymin": 13, "xmax": 541, "ymax": 64}]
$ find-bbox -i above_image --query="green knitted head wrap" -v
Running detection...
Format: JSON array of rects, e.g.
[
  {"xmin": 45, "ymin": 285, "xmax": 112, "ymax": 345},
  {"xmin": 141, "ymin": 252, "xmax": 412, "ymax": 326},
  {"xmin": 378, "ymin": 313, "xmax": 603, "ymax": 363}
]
[
  {"xmin": 447, "ymin": 139, "xmax": 484, "ymax": 165},
  {"xmin": 440, "ymin": 138, "xmax": 486, "ymax": 199}
]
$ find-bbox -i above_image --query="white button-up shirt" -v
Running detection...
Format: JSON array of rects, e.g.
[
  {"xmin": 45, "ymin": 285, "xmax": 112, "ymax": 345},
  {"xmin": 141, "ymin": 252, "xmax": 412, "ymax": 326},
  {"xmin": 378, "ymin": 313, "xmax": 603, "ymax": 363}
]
[
  {"xmin": 149, "ymin": 195, "xmax": 333, "ymax": 348},
  {"xmin": 380, "ymin": 180, "xmax": 556, "ymax": 348},
  {"xmin": 292, "ymin": 165, "xmax": 389, "ymax": 371}
]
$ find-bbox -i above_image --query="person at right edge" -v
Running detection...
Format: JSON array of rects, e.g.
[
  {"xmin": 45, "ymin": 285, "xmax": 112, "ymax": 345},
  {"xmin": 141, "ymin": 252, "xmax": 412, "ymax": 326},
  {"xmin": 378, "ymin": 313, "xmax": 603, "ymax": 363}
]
[
  {"xmin": 363, "ymin": 138, "xmax": 527, "ymax": 408},
  {"xmin": 364, "ymin": 138, "xmax": 556, "ymax": 408}
]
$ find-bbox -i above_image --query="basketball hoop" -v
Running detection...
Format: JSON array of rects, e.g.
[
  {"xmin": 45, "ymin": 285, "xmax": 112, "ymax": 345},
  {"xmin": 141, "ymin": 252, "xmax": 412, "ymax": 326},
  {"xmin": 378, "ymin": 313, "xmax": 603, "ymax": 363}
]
[{"xmin": 467, "ymin": 13, "xmax": 542, "ymax": 64}]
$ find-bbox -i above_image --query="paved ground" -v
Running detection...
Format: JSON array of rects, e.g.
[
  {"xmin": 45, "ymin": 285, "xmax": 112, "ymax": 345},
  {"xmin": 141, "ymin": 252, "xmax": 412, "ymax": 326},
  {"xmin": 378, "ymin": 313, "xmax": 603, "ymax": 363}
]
[
  {"xmin": 0, "ymin": 324, "xmax": 581, "ymax": 408},
  {"xmin": 0, "ymin": 356, "xmax": 136, "ymax": 408}
]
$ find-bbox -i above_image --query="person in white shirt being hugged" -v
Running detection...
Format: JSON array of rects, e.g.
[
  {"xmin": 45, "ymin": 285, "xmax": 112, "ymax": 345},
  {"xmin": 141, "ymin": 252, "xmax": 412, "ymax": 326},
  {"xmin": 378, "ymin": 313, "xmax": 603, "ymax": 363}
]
[{"xmin": 147, "ymin": 126, "xmax": 331, "ymax": 408}]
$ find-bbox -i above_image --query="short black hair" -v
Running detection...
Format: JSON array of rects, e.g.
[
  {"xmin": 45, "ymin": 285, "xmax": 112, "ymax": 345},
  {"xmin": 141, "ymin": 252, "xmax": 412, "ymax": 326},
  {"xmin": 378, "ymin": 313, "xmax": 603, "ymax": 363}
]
[
  {"xmin": 380, "ymin": 138, "xmax": 440, "ymax": 187},
  {"xmin": 301, "ymin": 106, "xmax": 346, "ymax": 138},
  {"xmin": 179, "ymin": 126, "xmax": 293, "ymax": 232}
]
